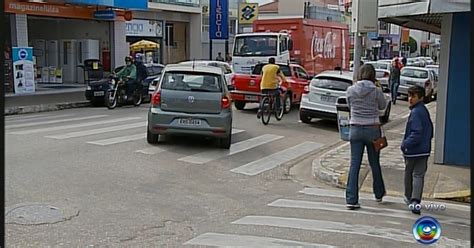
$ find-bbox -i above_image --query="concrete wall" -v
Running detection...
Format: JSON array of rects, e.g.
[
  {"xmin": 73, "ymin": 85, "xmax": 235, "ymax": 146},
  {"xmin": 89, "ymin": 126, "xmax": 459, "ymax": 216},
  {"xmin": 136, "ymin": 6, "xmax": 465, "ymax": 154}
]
[{"xmin": 112, "ymin": 21, "xmax": 129, "ymax": 69}]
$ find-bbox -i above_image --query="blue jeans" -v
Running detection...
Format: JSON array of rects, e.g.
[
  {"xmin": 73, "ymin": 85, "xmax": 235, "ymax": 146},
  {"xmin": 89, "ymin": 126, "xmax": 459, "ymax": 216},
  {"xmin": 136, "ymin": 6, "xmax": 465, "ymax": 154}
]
[
  {"xmin": 346, "ymin": 125, "xmax": 386, "ymax": 204},
  {"xmin": 391, "ymin": 82, "xmax": 399, "ymax": 103},
  {"xmin": 260, "ymin": 89, "xmax": 281, "ymax": 111}
]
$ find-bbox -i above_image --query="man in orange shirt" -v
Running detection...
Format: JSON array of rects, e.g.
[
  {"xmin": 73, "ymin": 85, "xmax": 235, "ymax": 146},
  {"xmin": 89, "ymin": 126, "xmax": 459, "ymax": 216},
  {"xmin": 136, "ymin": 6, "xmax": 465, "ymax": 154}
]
[{"xmin": 257, "ymin": 57, "xmax": 287, "ymax": 118}]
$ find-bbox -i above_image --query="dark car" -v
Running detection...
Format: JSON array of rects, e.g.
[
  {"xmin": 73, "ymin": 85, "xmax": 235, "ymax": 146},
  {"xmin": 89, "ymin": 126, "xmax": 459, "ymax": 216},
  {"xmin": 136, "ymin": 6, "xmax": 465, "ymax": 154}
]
[{"xmin": 85, "ymin": 63, "xmax": 164, "ymax": 105}]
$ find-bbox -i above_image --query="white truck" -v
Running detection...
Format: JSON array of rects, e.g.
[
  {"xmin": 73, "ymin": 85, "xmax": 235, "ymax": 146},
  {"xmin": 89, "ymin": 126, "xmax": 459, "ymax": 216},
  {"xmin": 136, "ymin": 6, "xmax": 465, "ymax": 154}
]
[{"xmin": 232, "ymin": 32, "xmax": 293, "ymax": 74}]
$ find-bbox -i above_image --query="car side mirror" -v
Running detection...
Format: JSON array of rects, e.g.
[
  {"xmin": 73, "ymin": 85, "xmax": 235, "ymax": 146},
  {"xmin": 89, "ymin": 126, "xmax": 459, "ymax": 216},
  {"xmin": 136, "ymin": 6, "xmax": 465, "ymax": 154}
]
[{"xmin": 288, "ymin": 39, "xmax": 294, "ymax": 51}]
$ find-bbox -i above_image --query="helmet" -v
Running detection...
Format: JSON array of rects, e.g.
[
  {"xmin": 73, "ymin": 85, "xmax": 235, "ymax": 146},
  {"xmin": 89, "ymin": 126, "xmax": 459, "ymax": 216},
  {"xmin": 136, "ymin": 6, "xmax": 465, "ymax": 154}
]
[
  {"xmin": 125, "ymin": 56, "xmax": 133, "ymax": 62},
  {"xmin": 135, "ymin": 53, "xmax": 143, "ymax": 62}
]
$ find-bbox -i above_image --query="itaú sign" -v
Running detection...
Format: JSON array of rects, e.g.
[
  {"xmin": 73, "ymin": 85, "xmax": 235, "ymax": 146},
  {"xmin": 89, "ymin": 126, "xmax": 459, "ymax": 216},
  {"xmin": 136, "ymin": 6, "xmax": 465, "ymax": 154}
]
[
  {"xmin": 311, "ymin": 31, "xmax": 337, "ymax": 60},
  {"xmin": 209, "ymin": 0, "xmax": 229, "ymax": 40}
]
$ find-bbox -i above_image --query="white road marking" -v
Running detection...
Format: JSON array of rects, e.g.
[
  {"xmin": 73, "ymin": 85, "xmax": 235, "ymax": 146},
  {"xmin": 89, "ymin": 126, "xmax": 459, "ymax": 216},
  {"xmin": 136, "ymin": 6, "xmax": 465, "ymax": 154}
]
[
  {"xmin": 5, "ymin": 114, "xmax": 74, "ymax": 123},
  {"xmin": 87, "ymin": 133, "xmax": 146, "ymax": 146},
  {"xmin": 6, "ymin": 115, "xmax": 108, "ymax": 129},
  {"xmin": 45, "ymin": 122, "xmax": 146, "ymax": 140},
  {"xmin": 183, "ymin": 232, "xmax": 336, "ymax": 247},
  {"xmin": 10, "ymin": 117, "xmax": 141, "ymax": 135},
  {"xmin": 136, "ymin": 147, "xmax": 166, "ymax": 155},
  {"xmin": 232, "ymin": 216, "xmax": 469, "ymax": 246},
  {"xmin": 178, "ymin": 134, "xmax": 284, "ymax": 164},
  {"xmin": 231, "ymin": 141, "xmax": 324, "ymax": 176},
  {"xmin": 268, "ymin": 199, "xmax": 470, "ymax": 227},
  {"xmin": 231, "ymin": 128, "xmax": 245, "ymax": 135},
  {"xmin": 299, "ymin": 187, "xmax": 471, "ymax": 213}
]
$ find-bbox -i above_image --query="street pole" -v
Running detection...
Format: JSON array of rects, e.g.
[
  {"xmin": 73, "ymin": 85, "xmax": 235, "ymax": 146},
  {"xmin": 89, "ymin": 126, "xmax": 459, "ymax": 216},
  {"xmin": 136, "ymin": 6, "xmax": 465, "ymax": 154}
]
[
  {"xmin": 209, "ymin": 39, "xmax": 213, "ymax": 60},
  {"xmin": 353, "ymin": 32, "xmax": 362, "ymax": 81}
]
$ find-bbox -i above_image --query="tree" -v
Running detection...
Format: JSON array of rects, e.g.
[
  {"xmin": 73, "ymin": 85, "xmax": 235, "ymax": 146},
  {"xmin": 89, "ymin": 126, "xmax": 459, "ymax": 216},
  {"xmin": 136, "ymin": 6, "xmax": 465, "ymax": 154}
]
[{"xmin": 408, "ymin": 36, "xmax": 417, "ymax": 54}]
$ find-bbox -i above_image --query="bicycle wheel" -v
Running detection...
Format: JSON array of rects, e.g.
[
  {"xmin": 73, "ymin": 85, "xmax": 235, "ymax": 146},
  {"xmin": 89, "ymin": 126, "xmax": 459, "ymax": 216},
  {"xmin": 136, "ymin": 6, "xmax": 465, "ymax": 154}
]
[
  {"xmin": 261, "ymin": 97, "xmax": 272, "ymax": 125},
  {"xmin": 275, "ymin": 98, "xmax": 284, "ymax": 121}
]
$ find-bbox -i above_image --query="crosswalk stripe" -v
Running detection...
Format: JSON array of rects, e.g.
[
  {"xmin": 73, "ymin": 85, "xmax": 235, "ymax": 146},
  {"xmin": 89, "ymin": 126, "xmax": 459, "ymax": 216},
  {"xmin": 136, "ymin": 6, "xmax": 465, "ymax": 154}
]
[
  {"xmin": 136, "ymin": 147, "xmax": 166, "ymax": 155},
  {"xmin": 177, "ymin": 134, "xmax": 284, "ymax": 164},
  {"xmin": 5, "ymin": 114, "xmax": 74, "ymax": 123},
  {"xmin": 299, "ymin": 187, "xmax": 471, "ymax": 213},
  {"xmin": 87, "ymin": 133, "xmax": 145, "ymax": 146},
  {"xmin": 45, "ymin": 122, "xmax": 146, "ymax": 140},
  {"xmin": 232, "ymin": 216, "xmax": 465, "ymax": 245},
  {"xmin": 10, "ymin": 117, "xmax": 142, "ymax": 135},
  {"xmin": 183, "ymin": 232, "xmax": 336, "ymax": 247},
  {"xmin": 6, "ymin": 113, "xmax": 57, "ymax": 120},
  {"xmin": 6, "ymin": 115, "xmax": 108, "ymax": 129},
  {"xmin": 231, "ymin": 128, "xmax": 245, "ymax": 135},
  {"xmin": 268, "ymin": 199, "xmax": 470, "ymax": 227},
  {"xmin": 231, "ymin": 141, "xmax": 324, "ymax": 176}
]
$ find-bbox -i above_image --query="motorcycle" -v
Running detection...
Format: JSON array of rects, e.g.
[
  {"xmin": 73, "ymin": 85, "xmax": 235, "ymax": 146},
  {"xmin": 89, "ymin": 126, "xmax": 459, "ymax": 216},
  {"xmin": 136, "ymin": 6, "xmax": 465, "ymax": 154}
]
[{"xmin": 104, "ymin": 76, "xmax": 143, "ymax": 109}]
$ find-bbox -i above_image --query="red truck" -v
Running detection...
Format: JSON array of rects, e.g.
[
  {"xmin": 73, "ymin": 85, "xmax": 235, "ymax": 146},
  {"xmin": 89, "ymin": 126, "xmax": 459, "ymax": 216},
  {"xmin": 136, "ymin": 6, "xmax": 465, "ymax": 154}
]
[
  {"xmin": 230, "ymin": 63, "xmax": 311, "ymax": 112},
  {"xmin": 253, "ymin": 18, "xmax": 350, "ymax": 76}
]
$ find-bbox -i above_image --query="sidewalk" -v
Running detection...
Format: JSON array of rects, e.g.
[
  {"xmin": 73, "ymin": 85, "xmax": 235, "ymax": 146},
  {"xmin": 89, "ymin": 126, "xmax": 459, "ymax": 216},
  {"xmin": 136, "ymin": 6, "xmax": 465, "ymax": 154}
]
[
  {"xmin": 5, "ymin": 84, "xmax": 90, "ymax": 115},
  {"xmin": 313, "ymin": 102, "xmax": 471, "ymax": 203}
]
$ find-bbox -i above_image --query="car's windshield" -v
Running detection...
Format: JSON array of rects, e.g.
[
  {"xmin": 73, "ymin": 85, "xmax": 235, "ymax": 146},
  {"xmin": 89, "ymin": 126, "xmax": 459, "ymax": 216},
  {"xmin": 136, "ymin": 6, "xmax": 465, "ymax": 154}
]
[
  {"xmin": 252, "ymin": 64, "xmax": 292, "ymax": 77},
  {"xmin": 161, "ymin": 71, "xmax": 222, "ymax": 92},
  {"xmin": 312, "ymin": 77, "xmax": 352, "ymax": 91},
  {"xmin": 401, "ymin": 69, "xmax": 429, "ymax": 79},
  {"xmin": 233, "ymin": 35, "xmax": 278, "ymax": 57}
]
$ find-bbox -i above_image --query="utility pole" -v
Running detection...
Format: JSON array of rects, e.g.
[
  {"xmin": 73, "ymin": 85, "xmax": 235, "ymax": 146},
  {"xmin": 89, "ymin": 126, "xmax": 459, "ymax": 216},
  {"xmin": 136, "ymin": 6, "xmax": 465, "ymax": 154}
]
[{"xmin": 353, "ymin": 32, "xmax": 362, "ymax": 80}]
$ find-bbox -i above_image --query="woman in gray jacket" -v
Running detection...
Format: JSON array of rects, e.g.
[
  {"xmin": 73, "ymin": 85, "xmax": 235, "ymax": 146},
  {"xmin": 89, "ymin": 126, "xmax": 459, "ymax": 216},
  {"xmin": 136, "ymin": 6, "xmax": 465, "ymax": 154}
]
[{"xmin": 345, "ymin": 64, "xmax": 387, "ymax": 210}]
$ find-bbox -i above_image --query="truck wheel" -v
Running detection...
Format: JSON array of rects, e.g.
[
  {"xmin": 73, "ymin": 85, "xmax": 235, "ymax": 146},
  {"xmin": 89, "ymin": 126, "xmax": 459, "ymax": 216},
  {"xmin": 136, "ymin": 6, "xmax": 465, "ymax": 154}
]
[
  {"xmin": 234, "ymin": 101, "xmax": 246, "ymax": 110},
  {"xmin": 283, "ymin": 93, "xmax": 292, "ymax": 113},
  {"xmin": 299, "ymin": 110, "xmax": 312, "ymax": 124}
]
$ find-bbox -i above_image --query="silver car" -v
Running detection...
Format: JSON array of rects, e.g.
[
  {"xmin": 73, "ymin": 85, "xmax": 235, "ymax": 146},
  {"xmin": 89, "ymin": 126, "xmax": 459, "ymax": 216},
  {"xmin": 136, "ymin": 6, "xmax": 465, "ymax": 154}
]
[
  {"xmin": 147, "ymin": 64, "xmax": 233, "ymax": 149},
  {"xmin": 399, "ymin": 66, "xmax": 436, "ymax": 102},
  {"xmin": 179, "ymin": 60, "xmax": 234, "ymax": 85}
]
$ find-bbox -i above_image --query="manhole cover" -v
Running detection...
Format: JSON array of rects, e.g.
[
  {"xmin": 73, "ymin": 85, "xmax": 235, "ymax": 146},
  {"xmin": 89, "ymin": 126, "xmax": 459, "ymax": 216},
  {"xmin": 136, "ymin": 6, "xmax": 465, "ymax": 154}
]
[{"xmin": 6, "ymin": 204, "xmax": 66, "ymax": 225}]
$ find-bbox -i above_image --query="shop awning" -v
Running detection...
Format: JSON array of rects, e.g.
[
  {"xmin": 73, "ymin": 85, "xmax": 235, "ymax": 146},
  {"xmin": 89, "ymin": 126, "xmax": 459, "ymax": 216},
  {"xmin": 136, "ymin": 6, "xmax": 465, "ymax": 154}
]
[
  {"xmin": 377, "ymin": 0, "xmax": 470, "ymax": 34},
  {"xmin": 64, "ymin": 0, "xmax": 148, "ymax": 10},
  {"xmin": 130, "ymin": 40, "xmax": 159, "ymax": 52}
]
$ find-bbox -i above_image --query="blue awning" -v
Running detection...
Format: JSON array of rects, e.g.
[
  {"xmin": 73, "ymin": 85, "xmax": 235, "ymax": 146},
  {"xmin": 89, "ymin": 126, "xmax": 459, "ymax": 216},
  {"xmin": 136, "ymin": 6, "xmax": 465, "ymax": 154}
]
[{"xmin": 64, "ymin": 0, "xmax": 147, "ymax": 10}]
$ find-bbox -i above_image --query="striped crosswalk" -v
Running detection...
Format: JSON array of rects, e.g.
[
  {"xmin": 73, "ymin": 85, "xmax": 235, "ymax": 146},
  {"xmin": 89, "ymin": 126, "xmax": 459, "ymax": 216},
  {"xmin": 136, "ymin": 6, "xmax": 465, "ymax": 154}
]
[
  {"xmin": 184, "ymin": 187, "xmax": 470, "ymax": 247},
  {"xmin": 7, "ymin": 113, "xmax": 327, "ymax": 177}
]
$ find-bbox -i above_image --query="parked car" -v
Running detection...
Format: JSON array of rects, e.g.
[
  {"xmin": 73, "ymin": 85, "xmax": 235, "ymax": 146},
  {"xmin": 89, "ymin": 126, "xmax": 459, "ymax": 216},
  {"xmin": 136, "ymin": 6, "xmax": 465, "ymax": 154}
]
[
  {"xmin": 299, "ymin": 70, "xmax": 392, "ymax": 124},
  {"xmin": 406, "ymin": 58, "xmax": 417, "ymax": 67},
  {"xmin": 230, "ymin": 62, "xmax": 311, "ymax": 113},
  {"xmin": 425, "ymin": 64, "xmax": 439, "ymax": 75},
  {"xmin": 422, "ymin": 56, "xmax": 434, "ymax": 66},
  {"xmin": 366, "ymin": 60, "xmax": 392, "ymax": 72},
  {"xmin": 179, "ymin": 60, "xmax": 234, "ymax": 85},
  {"xmin": 147, "ymin": 64, "xmax": 233, "ymax": 149},
  {"xmin": 399, "ymin": 66, "xmax": 437, "ymax": 102},
  {"xmin": 375, "ymin": 69, "xmax": 390, "ymax": 88},
  {"xmin": 86, "ymin": 63, "xmax": 164, "ymax": 105}
]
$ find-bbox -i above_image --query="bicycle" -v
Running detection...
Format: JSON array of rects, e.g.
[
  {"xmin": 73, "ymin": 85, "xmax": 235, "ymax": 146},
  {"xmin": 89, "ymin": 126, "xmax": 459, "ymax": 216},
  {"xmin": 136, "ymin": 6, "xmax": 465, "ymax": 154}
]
[{"xmin": 259, "ymin": 87, "xmax": 286, "ymax": 125}]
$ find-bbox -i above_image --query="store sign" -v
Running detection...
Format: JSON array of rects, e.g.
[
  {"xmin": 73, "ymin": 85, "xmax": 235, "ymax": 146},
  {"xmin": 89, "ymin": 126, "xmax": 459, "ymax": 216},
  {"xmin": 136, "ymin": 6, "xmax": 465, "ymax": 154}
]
[
  {"xmin": 239, "ymin": 3, "xmax": 258, "ymax": 24},
  {"xmin": 12, "ymin": 47, "xmax": 35, "ymax": 94},
  {"xmin": 64, "ymin": 0, "xmax": 147, "ymax": 10},
  {"xmin": 126, "ymin": 20, "xmax": 163, "ymax": 38},
  {"xmin": 94, "ymin": 10, "xmax": 116, "ymax": 20},
  {"xmin": 209, "ymin": 0, "xmax": 229, "ymax": 40}
]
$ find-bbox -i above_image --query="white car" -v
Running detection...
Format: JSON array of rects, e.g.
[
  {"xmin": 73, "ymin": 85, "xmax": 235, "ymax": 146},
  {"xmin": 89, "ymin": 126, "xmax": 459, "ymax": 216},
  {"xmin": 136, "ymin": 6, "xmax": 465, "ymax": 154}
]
[
  {"xmin": 399, "ymin": 66, "xmax": 437, "ymax": 101},
  {"xmin": 299, "ymin": 70, "xmax": 392, "ymax": 124},
  {"xmin": 375, "ymin": 69, "xmax": 390, "ymax": 88},
  {"xmin": 179, "ymin": 60, "xmax": 234, "ymax": 85},
  {"xmin": 365, "ymin": 61, "xmax": 392, "ymax": 72}
]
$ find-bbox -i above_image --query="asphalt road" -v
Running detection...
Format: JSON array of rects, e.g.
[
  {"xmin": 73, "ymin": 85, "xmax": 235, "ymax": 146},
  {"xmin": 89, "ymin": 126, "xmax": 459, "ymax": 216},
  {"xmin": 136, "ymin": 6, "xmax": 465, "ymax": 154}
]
[{"xmin": 5, "ymin": 100, "xmax": 470, "ymax": 247}]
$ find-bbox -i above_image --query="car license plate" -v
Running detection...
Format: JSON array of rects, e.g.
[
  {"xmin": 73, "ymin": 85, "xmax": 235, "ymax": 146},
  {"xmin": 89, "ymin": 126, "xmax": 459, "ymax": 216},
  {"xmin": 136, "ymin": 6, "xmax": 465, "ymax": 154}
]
[
  {"xmin": 321, "ymin": 95, "xmax": 336, "ymax": 103},
  {"xmin": 94, "ymin": 91, "xmax": 104, "ymax": 96},
  {"xmin": 244, "ymin": 95, "xmax": 258, "ymax": 101},
  {"xmin": 178, "ymin": 119, "xmax": 201, "ymax": 126}
]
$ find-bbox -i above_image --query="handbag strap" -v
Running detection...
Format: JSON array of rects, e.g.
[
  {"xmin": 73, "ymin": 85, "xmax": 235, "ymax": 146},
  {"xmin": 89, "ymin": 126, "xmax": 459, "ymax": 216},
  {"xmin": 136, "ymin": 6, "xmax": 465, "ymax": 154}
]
[{"xmin": 380, "ymin": 125, "xmax": 385, "ymax": 137}]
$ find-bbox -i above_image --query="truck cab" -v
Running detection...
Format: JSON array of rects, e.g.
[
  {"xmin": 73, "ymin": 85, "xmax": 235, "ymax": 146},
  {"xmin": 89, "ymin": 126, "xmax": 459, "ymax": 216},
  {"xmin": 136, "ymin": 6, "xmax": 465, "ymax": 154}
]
[{"xmin": 232, "ymin": 32, "xmax": 293, "ymax": 74}]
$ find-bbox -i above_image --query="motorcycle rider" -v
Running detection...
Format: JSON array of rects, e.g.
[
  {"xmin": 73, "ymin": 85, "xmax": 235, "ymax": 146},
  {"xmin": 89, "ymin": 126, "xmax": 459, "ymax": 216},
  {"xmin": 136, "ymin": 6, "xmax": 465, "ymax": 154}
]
[
  {"xmin": 134, "ymin": 53, "xmax": 148, "ymax": 83},
  {"xmin": 116, "ymin": 56, "xmax": 137, "ymax": 100}
]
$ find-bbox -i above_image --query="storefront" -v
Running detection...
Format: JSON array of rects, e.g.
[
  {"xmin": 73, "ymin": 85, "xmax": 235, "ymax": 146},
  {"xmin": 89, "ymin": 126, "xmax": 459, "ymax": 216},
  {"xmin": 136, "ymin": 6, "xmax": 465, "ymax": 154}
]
[
  {"xmin": 4, "ymin": 0, "xmax": 147, "ymax": 93},
  {"xmin": 126, "ymin": 19, "xmax": 164, "ymax": 64}
]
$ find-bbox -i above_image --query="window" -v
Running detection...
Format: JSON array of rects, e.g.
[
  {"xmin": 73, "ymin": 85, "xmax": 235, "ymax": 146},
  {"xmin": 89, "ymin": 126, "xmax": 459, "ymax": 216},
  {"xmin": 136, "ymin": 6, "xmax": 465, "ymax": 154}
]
[
  {"xmin": 279, "ymin": 36, "xmax": 287, "ymax": 53},
  {"xmin": 165, "ymin": 24, "xmax": 174, "ymax": 46},
  {"xmin": 233, "ymin": 36, "xmax": 278, "ymax": 56},
  {"xmin": 401, "ymin": 69, "xmax": 429, "ymax": 79},
  {"xmin": 313, "ymin": 77, "xmax": 352, "ymax": 91},
  {"xmin": 252, "ymin": 64, "xmax": 292, "ymax": 77},
  {"xmin": 295, "ymin": 67, "xmax": 308, "ymax": 79},
  {"xmin": 161, "ymin": 72, "xmax": 223, "ymax": 92}
]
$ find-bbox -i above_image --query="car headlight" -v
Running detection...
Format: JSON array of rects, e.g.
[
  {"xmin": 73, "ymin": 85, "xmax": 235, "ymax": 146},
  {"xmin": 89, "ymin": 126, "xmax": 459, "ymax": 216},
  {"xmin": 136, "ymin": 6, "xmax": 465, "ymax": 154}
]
[{"xmin": 87, "ymin": 86, "xmax": 91, "ymax": 90}]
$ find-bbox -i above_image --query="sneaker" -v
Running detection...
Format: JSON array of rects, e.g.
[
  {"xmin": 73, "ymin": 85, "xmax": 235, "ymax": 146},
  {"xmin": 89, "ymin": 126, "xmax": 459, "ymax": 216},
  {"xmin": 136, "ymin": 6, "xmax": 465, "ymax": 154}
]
[
  {"xmin": 410, "ymin": 200, "xmax": 421, "ymax": 215},
  {"xmin": 375, "ymin": 193, "xmax": 386, "ymax": 203},
  {"xmin": 346, "ymin": 203, "xmax": 360, "ymax": 210},
  {"xmin": 403, "ymin": 196, "xmax": 411, "ymax": 205}
]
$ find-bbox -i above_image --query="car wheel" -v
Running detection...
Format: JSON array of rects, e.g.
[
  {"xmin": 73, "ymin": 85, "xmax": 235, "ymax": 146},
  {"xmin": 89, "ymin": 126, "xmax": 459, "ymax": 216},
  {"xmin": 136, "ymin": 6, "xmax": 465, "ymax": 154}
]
[
  {"xmin": 147, "ymin": 128, "xmax": 159, "ymax": 144},
  {"xmin": 234, "ymin": 101, "xmax": 246, "ymax": 110},
  {"xmin": 218, "ymin": 133, "xmax": 232, "ymax": 149},
  {"xmin": 299, "ymin": 110, "xmax": 312, "ymax": 124},
  {"xmin": 283, "ymin": 93, "xmax": 292, "ymax": 114},
  {"xmin": 380, "ymin": 103, "xmax": 391, "ymax": 123}
]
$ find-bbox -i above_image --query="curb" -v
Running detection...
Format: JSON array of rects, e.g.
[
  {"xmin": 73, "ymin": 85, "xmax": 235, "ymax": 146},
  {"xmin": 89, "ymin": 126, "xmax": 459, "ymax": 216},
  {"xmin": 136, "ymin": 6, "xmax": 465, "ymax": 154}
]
[{"xmin": 5, "ymin": 101, "xmax": 91, "ymax": 116}]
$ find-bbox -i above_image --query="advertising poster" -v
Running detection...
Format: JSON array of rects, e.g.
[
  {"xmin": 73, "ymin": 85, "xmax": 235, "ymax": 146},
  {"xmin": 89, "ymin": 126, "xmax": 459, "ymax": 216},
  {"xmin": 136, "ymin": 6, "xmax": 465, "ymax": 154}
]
[
  {"xmin": 209, "ymin": 0, "xmax": 229, "ymax": 40},
  {"xmin": 13, "ymin": 47, "xmax": 35, "ymax": 94}
]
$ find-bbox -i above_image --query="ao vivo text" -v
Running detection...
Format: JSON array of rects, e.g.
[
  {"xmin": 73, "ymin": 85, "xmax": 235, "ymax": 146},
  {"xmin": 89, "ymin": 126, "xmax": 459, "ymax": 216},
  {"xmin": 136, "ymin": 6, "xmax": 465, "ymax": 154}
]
[{"xmin": 409, "ymin": 202, "xmax": 447, "ymax": 211}]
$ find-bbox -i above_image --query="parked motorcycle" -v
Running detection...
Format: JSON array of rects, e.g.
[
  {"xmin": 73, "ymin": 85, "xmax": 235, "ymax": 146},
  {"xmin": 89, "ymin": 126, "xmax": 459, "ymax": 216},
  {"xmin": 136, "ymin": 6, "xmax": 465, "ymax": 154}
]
[{"xmin": 104, "ymin": 76, "xmax": 142, "ymax": 109}]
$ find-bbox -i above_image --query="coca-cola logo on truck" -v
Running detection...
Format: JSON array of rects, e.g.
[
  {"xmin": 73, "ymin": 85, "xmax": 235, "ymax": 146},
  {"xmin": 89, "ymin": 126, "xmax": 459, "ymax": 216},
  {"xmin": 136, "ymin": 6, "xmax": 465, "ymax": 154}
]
[{"xmin": 311, "ymin": 31, "xmax": 337, "ymax": 60}]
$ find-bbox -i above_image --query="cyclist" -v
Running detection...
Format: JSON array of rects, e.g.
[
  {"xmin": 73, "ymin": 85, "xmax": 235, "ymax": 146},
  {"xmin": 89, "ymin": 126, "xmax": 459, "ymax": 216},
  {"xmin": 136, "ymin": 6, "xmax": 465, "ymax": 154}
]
[
  {"xmin": 257, "ymin": 57, "xmax": 288, "ymax": 119},
  {"xmin": 116, "ymin": 56, "xmax": 137, "ymax": 100}
]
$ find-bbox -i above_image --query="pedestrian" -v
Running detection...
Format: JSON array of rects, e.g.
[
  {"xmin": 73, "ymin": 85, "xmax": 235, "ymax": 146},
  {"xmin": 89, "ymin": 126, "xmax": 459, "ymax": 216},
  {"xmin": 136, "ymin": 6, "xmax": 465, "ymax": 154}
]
[
  {"xmin": 402, "ymin": 85, "xmax": 434, "ymax": 215},
  {"xmin": 389, "ymin": 58, "xmax": 401, "ymax": 105},
  {"xmin": 216, "ymin": 52, "xmax": 225, "ymax": 62},
  {"xmin": 345, "ymin": 64, "xmax": 387, "ymax": 210},
  {"xmin": 401, "ymin": 57, "xmax": 407, "ymax": 67},
  {"xmin": 225, "ymin": 53, "xmax": 232, "ymax": 63}
]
